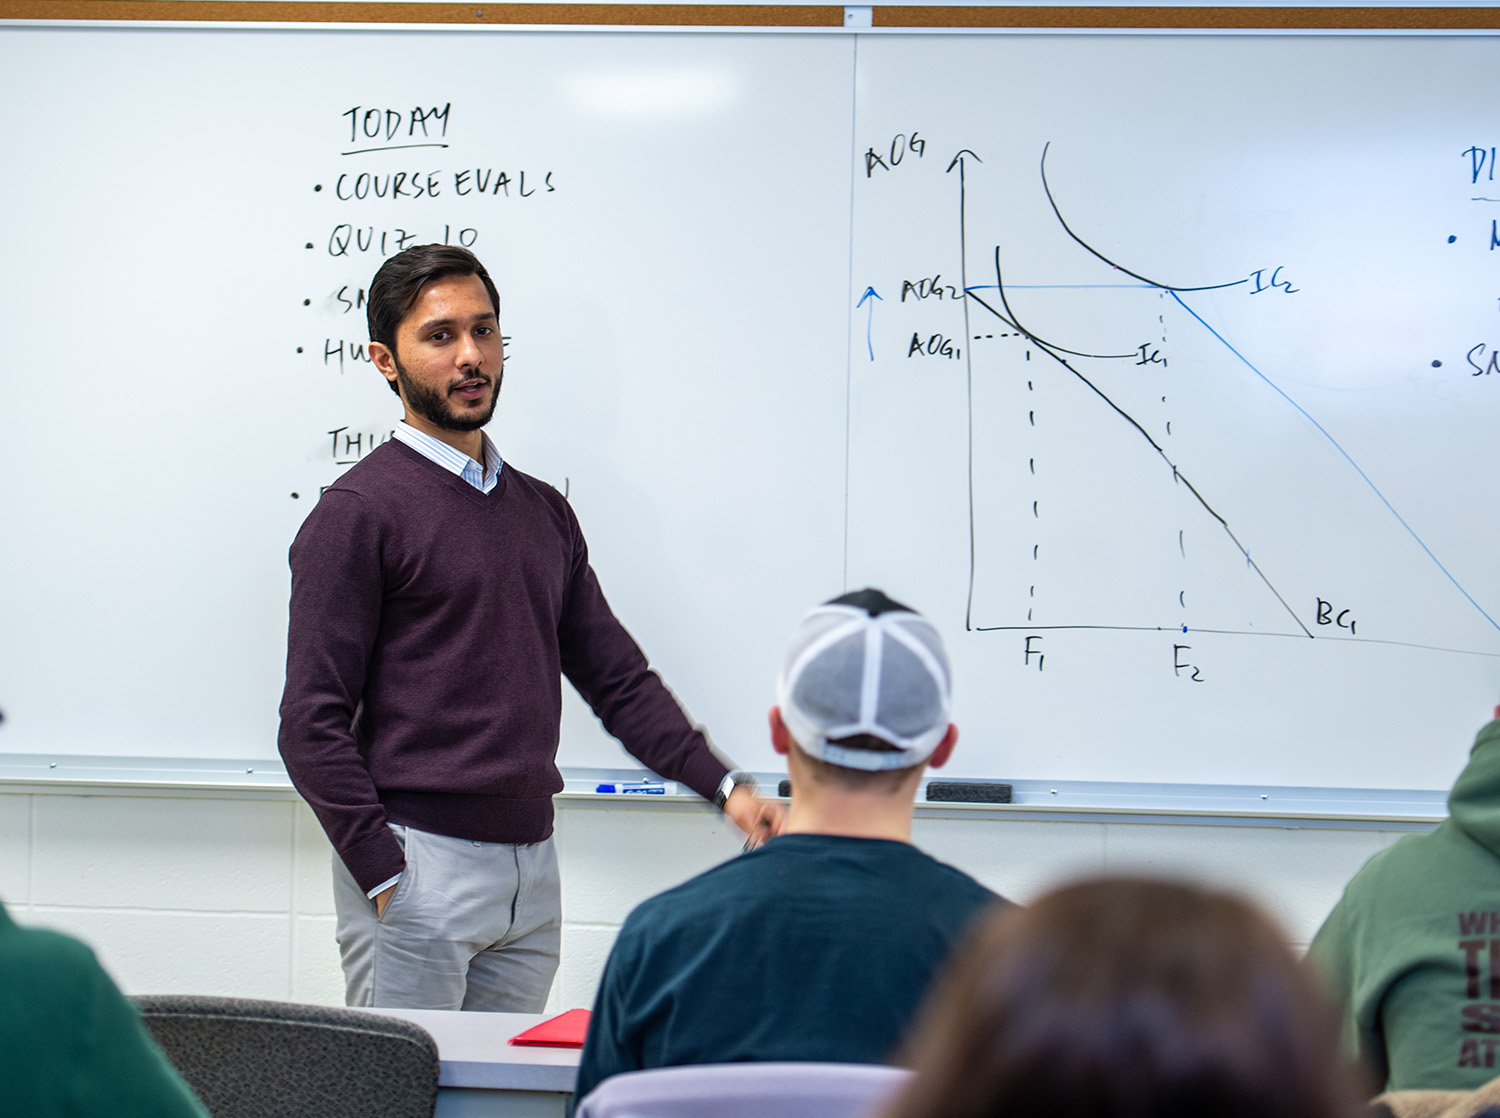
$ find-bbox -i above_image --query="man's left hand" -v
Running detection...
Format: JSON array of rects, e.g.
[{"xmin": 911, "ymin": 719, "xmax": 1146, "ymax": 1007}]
[{"xmin": 723, "ymin": 786, "xmax": 785, "ymax": 850}]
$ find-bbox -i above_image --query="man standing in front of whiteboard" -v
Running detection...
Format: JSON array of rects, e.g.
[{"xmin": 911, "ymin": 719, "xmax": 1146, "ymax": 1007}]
[{"xmin": 278, "ymin": 244, "xmax": 782, "ymax": 1011}]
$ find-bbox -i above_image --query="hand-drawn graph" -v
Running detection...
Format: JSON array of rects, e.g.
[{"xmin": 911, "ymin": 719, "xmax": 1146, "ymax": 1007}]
[
  {"xmin": 846, "ymin": 34, "xmax": 1500, "ymax": 789},
  {"xmin": 960, "ymin": 144, "xmax": 1499, "ymax": 658}
]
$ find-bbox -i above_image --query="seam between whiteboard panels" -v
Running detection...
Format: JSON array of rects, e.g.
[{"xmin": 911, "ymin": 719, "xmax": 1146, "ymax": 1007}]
[{"xmin": 842, "ymin": 30, "xmax": 860, "ymax": 590}]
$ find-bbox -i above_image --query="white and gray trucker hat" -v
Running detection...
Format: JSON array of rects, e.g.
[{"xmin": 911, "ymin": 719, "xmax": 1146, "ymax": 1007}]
[{"xmin": 776, "ymin": 589, "xmax": 952, "ymax": 771}]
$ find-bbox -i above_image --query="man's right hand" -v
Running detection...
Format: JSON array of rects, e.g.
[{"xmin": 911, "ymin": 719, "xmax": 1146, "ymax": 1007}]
[{"xmin": 374, "ymin": 883, "xmax": 397, "ymax": 917}]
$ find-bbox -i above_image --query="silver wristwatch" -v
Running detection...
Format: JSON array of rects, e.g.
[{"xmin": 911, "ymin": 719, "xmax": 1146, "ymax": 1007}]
[{"xmin": 714, "ymin": 769, "xmax": 758, "ymax": 810}]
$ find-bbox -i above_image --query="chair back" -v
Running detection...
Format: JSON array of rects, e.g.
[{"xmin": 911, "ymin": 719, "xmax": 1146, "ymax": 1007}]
[
  {"xmin": 573, "ymin": 1061, "xmax": 912, "ymax": 1118},
  {"xmin": 132, "ymin": 994, "xmax": 439, "ymax": 1118}
]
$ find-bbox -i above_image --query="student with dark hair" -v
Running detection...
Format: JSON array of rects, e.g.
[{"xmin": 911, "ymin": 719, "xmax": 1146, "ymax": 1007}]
[
  {"xmin": 575, "ymin": 589, "xmax": 1005, "ymax": 1100},
  {"xmin": 885, "ymin": 877, "xmax": 1367, "ymax": 1118},
  {"xmin": 279, "ymin": 244, "xmax": 782, "ymax": 1012}
]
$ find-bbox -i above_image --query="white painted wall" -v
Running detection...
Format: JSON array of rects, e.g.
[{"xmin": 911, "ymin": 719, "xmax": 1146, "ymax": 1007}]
[{"xmin": 0, "ymin": 787, "xmax": 1421, "ymax": 1012}]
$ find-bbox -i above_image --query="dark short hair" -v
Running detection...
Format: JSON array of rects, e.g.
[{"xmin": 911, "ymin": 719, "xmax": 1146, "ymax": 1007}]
[
  {"xmin": 367, "ymin": 245, "xmax": 501, "ymax": 394},
  {"xmin": 885, "ymin": 878, "xmax": 1366, "ymax": 1118},
  {"xmin": 790, "ymin": 734, "xmax": 924, "ymax": 794}
]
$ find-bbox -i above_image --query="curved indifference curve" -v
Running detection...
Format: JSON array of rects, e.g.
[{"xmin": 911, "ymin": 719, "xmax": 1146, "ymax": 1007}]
[{"xmin": 1039, "ymin": 141, "xmax": 1248, "ymax": 294}]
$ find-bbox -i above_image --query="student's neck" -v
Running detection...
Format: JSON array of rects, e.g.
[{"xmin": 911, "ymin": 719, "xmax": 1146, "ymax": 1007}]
[
  {"xmin": 405, "ymin": 413, "xmax": 484, "ymax": 464},
  {"xmin": 782, "ymin": 791, "xmax": 915, "ymax": 843}
]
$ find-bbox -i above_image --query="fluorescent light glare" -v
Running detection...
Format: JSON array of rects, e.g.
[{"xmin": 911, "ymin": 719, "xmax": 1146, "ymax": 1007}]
[{"xmin": 571, "ymin": 68, "xmax": 737, "ymax": 119}]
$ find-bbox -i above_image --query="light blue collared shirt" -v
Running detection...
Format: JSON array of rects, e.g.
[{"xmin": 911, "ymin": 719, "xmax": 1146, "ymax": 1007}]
[{"xmin": 391, "ymin": 421, "xmax": 503, "ymax": 493}]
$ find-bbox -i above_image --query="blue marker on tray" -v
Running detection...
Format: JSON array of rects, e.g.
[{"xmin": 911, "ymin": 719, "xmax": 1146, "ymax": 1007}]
[{"xmin": 595, "ymin": 781, "xmax": 669, "ymax": 795}]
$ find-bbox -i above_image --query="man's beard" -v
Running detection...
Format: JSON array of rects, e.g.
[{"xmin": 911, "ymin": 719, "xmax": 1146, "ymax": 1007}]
[{"xmin": 394, "ymin": 356, "xmax": 501, "ymax": 432}]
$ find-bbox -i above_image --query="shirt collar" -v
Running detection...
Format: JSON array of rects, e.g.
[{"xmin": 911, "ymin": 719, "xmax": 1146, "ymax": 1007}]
[{"xmin": 392, "ymin": 421, "xmax": 503, "ymax": 494}]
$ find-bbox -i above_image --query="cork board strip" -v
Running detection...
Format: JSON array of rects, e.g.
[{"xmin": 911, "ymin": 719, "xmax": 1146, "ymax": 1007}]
[
  {"xmin": 0, "ymin": 0, "xmax": 1492, "ymax": 31},
  {"xmin": 874, "ymin": 5, "xmax": 1500, "ymax": 28},
  {"xmin": 0, "ymin": 1, "xmax": 844, "ymax": 25}
]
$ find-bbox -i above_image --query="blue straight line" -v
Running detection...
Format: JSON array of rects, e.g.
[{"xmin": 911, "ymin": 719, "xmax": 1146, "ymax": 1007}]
[
  {"xmin": 965, "ymin": 283, "xmax": 1155, "ymax": 290},
  {"xmin": 1170, "ymin": 290, "xmax": 1500, "ymax": 634}
]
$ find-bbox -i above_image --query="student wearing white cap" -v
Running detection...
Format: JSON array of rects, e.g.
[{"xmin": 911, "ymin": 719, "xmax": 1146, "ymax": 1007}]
[{"xmin": 574, "ymin": 589, "xmax": 1008, "ymax": 1099}]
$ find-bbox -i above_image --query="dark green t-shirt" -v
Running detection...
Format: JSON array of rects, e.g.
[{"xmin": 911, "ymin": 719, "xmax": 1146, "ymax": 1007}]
[{"xmin": 576, "ymin": 833, "xmax": 1003, "ymax": 1098}]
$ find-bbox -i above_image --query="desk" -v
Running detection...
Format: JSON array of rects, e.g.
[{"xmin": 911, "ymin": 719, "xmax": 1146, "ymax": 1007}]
[{"xmin": 352, "ymin": 1009, "xmax": 581, "ymax": 1118}]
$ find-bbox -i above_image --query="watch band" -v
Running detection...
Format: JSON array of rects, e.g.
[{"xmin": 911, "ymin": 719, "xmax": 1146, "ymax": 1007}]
[{"xmin": 714, "ymin": 769, "xmax": 758, "ymax": 810}]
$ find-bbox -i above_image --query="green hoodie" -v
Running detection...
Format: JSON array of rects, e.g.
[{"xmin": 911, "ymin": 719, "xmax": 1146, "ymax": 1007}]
[
  {"xmin": 1309, "ymin": 718, "xmax": 1500, "ymax": 1091},
  {"xmin": 0, "ymin": 901, "xmax": 209, "ymax": 1117}
]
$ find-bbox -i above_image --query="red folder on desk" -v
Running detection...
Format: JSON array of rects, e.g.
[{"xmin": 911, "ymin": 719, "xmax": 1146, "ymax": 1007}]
[{"xmin": 508, "ymin": 1008, "xmax": 592, "ymax": 1047}]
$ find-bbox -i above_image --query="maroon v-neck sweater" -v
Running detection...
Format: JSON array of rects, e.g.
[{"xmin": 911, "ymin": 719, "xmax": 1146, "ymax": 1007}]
[{"xmin": 278, "ymin": 440, "xmax": 729, "ymax": 893}]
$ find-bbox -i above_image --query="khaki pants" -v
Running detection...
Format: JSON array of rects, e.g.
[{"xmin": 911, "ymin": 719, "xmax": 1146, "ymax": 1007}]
[{"xmin": 332, "ymin": 824, "xmax": 562, "ymax": 1011}]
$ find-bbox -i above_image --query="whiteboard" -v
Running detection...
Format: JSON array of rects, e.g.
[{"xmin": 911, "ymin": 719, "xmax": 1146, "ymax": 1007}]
[
  {"xmin": 1, "ymin": 23, "xmax": 1498, "ymax": 798},
  {"xmin": 0, "ymin": 25, "xmax": 851, "ymax": 768},
  {"xmin": 846, "ymin": 33, "xmax": 1500, "ymax": 791}
]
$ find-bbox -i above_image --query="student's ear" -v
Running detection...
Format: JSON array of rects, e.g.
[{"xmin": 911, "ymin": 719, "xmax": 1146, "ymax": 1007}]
[
  {"xmin": 769, "ymin": 707, "xmax": 794, "ymax": 757},
  {"xmin": 927, "ymin": 724, "xmax": 959, "ymax": 770}
]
